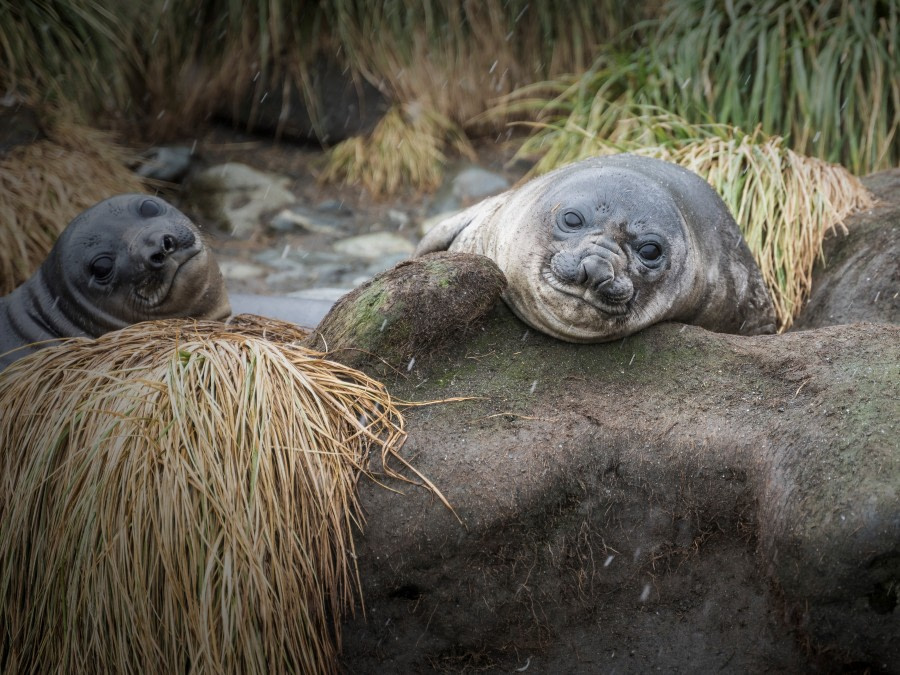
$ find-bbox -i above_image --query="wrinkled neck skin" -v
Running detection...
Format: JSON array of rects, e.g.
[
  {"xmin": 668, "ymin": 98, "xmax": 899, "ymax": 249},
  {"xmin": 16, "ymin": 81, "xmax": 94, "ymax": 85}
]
[{"xmin": 0, "ymin": 267, "xmax": 95, "ymax": 369}]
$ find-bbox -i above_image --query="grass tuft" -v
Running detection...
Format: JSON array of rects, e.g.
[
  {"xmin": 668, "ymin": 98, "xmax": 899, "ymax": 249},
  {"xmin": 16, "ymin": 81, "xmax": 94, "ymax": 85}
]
[
  {"xmin": 0, "ymin": 319, "xmax": 441, "ymax": 673},
  {"xmin": 649, "ymin": 0, "xmax": 900, "ymax": 174},
  {"xmin": 0, "ymin": 0, "xmax": 138, "ymax": 116},
  {"xmin": 0, "ymin": 114, "xmax": 145, "ymax": 293},
  {"xmin": 503, "ymin": 0, "xmax": 900, "ymax": 176},
  {"xmin": 320, "ymin": 103, "xmax": 475, "ymax": 198}
]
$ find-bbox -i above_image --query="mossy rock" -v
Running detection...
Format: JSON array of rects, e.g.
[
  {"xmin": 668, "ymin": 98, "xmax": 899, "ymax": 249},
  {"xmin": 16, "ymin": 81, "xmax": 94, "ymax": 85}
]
[{"xmin": 304, "ymin": 252, "xmax": 506, "ymax": 371}]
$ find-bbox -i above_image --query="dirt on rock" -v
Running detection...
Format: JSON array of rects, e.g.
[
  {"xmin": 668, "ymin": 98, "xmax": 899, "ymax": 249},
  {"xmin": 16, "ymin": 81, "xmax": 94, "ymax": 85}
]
[{"xmin": 334, "ymin": 308, "xmax": 898, "ymax": 674}]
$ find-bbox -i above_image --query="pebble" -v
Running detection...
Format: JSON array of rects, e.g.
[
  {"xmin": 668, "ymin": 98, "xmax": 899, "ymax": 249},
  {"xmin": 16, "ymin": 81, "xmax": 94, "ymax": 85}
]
[
  {"xmin": 269, "ymin": 204, "xmax": 349, "ymax": 234},
  {"xmin": 452, "ymin": 166, "xmax": 510, "ymax": 202},
  {"xmin": 427, "ymin": 163, "xmax": 509, "ymax": 215},
  {"xmin": 201, "ymin": 159, "xmax": 516, "ymax": 305},
  {"xmin": 218, "ymin": 261, "xmax": 267, "ymax": 281},
  {"xmin": 332, "ymin": 232, "xmax": 416, "ymax": 259},
  {"xmin": 419, "ymin": 209, "xmax": 460, "ymax": 237}
]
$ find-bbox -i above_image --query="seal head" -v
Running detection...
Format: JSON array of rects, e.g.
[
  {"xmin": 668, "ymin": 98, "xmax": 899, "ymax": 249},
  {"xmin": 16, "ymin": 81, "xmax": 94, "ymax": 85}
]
[
  {"xmin": 416, "ymin": 155, "xmax": 775, "ymax": 342},
  {"xmin": 1, "ymin": 194, "xmax": 230, "ymax": 368}
]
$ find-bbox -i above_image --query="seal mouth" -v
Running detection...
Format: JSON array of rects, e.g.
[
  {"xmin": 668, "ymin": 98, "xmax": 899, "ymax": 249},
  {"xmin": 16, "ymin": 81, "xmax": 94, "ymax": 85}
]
[
  {"xmin": 542, "ymin": 268, "xmax": 633, "ymax": 316},
  {"xmin": 133, "ymin": 246, "xmax": 201, "ymax": 306}
]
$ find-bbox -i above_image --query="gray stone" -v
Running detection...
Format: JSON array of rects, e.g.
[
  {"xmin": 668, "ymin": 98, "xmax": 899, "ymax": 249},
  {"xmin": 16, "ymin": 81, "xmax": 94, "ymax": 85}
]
[
  {"xmin": 419, "ymin": 209, "xmax": 461, "ymax": 238},
  {"xmin": 135, "ymin": 146, "xmax": 194, "ymax": 182},
  {"xmin": 332, "ymin": 232, "xmax": 415, "ymax": 259},
  {"xmin": 192, "ymin": 162, "xmax": 288, "ymax": 192},
  {"xmin": 427, "ymin": 164, "xmax": 511, "ymax": 215},
  {"xmin": 269, "ymin": 205, "xmax": 349, "ymax": 234},
  {"xmin": 451, "ymin": 166, "xmax": 510, "ymax": 202},
  {"xmin": 217, "ymin": 261, "xmax": 267, "ymax": 281},
  {"xmin": 189, "ymin": 163, "xmax": 296, "ymax": 237},
  {"xmin": 388, "ymin": 209, "xmax": 411, "ymax": 228},
  {"xmin": 315, "ymin": 199, "xmax": 353, "ymax": 216}
]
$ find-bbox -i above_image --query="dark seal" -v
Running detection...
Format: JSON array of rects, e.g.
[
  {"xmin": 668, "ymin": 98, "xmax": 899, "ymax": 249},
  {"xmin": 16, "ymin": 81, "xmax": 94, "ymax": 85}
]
[
  {"xmin": 416, "ymin": 154, "xmax": 776, "ymax": 341},
  {"xmin": 0, "ymin": 194, "xmax": 230, "ymax": 369}
]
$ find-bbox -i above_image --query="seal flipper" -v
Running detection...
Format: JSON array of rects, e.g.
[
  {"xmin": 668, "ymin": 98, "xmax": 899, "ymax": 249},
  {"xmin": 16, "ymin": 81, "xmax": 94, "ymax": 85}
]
[{"xmin": 415, "ymin": 194, "xmax": 505, "ymax": 256}]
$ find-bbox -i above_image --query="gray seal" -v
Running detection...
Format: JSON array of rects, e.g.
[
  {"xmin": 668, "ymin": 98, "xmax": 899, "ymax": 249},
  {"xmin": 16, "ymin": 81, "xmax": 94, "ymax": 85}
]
[
  {"xmin": 0, "ymin": 194, "xmax": 231, "ymax": 369},
  {"xmin": 416, "ymin": 154, "xmax": 776, "ymax": 342}
]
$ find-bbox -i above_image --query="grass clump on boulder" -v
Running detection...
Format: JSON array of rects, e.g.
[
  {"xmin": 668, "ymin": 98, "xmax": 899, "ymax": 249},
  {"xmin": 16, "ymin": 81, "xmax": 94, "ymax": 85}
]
[{"xmin": 0, "ymin": 319, "xmax": 437, "ymax": 673}]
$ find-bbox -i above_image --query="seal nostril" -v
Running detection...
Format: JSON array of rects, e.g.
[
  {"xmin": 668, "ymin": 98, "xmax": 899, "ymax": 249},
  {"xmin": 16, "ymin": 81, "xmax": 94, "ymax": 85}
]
[
  {"xmin": 162, "ymin": 234, "xmax": 176, "ymax": 252},
  {"xmin": 149, "ymin": 252, "xmax": 166, "ymax": 266}
]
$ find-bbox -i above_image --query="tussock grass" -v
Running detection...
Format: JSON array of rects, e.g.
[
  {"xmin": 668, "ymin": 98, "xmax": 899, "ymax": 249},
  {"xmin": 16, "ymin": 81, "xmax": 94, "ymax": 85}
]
[
  {"xmin": 656, "ymin": 134, "xmax": 874, "ymax": 329},
  {"xmin": 503, "ymin": 0, "xmax": 900, "ymax": 176},
  {"xmin": 320, "ymin": 103, "xmax": 475, "ymax": 198},
  {"xmin": 326, "ymin": 1, "xmax": 653, "ymax": 131},
  {"xmin": 515, "ymin": 111, "xmax": 874, "ymax": 329},
  {"xmin": 0, "ymin": 116, "xmax": 144, "ymax": 294},
  {"xmin": 650, "ymin": 0, "xmax": 900, "ymax": 174},
  {"xmin": 317, "ymin": 1, "xmax": 655, "ymax": 195},
  {"xmin": 138, "ymin": 0, "xmax": 327, "ymax": 140},
  {"xmin": 0, "ymin": 319, "xmax": 440, "ymax": 673},
  {"xmin": 0, "ymin": 0, "xmax": 137, "ymax": 116}
]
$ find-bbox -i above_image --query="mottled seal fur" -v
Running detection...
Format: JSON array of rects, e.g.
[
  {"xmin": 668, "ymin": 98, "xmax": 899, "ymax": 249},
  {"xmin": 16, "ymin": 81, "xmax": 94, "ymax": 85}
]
[
  {"xmin": 416, "ymin": 154, "xmax": 776, "ymax": 341},
  {"xmin": 0, "ymin": 194, "xmax": 230, "ymax": 369}
]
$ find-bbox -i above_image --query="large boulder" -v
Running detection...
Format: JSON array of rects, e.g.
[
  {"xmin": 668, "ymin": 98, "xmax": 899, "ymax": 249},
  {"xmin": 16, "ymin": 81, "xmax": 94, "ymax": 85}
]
[
  {"xmin": 328, "ymin": 264, "xmax": 898, "ymax": 672},
  {"xmin": 794, "ymin": 168, "xmax": 899, "ymax": 329},
  {"xmin": 217, "ymin": 53, "xmax": 389, "ymax": 145}
]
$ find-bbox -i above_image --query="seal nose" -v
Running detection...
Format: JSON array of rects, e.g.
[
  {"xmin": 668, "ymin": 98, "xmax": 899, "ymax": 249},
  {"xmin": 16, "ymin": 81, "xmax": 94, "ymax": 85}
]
[
  {"xmin": 580, "ymin": 255, "xmax": 614, "ymax": 291},
  {"xmin": 144, "ymin": 231, "xmax": 184, "ymax": 269}
]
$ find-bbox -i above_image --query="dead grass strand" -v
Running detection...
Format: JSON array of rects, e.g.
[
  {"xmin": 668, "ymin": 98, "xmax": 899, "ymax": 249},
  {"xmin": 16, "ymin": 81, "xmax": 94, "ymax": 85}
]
[{"xmin": 0, "ymin": 319, "xmax": 438, "ymax": 673}]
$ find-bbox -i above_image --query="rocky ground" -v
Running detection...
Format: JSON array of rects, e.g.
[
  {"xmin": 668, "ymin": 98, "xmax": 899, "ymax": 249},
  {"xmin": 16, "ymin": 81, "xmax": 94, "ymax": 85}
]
[{"xmin": 146, "ymin": 125, "xmax": 529, "ymax": 308}]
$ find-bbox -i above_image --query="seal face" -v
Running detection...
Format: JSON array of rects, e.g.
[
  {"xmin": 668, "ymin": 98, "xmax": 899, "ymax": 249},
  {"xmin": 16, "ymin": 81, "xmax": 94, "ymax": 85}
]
[
  {"xmin": 416, "ymin": 154, "xmax": 776, "ymax": 342},
  {"xmin": 1, "ymin": 194, "xmax": 231, "ymax": 368}
]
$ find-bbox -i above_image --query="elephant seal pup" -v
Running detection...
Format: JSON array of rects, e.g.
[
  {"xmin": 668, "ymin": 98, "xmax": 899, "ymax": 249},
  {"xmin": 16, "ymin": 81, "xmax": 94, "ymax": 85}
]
[
  {"xmin": 0, "ymin": 194, "xmax": 231, "ymax": 369},
  {"xmin": 416, "ymin": 154, "xmax": 776, "ymax": 342}
]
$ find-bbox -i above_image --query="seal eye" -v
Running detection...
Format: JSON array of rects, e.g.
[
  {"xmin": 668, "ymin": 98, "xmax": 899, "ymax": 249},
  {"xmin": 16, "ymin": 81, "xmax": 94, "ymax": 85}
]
[
  {"xmin": 558, "ymin": 209, "xmax": 586, "ymax": 232},
  {"xmin": 138, "ymin": 199, "xmax": 162, "ymax": 218},
  {"xmin": 90, "ymin": 255, "xmax": 115, "ymax": 282},
  {"xmin": 637, "ymin": 242, "xmax": 662, "ymax": 262}
]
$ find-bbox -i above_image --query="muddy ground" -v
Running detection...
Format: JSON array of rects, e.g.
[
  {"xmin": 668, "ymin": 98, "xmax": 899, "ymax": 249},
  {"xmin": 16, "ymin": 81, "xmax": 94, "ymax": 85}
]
[{"xmin": 173, "ymin": 129, "xmax": 897, "ymax": 673}]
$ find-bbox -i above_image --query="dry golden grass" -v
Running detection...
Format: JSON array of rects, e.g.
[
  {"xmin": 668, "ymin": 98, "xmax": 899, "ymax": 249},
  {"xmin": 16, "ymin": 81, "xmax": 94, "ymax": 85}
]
[
  {"xmin": 650, "ymin": 135, "xmax": 874, "ymax": 329},
  {"xmin": 0, "ymin": 319, "xmax": 441, "ymax": 673},
  {"xmin": 0, "ymin": 115, "xmax": 145, "ymax": 294},
  {"xmin": 320, "ymin": 103, "xmax": 475, "ymax": 198}
]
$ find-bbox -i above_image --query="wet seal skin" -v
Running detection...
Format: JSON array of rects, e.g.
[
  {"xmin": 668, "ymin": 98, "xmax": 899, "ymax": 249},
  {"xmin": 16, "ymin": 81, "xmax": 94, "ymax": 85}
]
[
  {"xmin": 416, "ymin": 154, "xmax": 776, "ymax": 342},
  {"xmin": 0, "ymin": 194, "xmax": 230, "ymax": 369}
]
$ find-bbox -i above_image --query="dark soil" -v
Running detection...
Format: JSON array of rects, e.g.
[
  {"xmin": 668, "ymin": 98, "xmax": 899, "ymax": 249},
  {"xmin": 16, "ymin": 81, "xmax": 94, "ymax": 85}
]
[
  {"xmin": 337, "ymin": 308, "xmax": 898, "ymax": 674},
  {"xmin": 163, "ymin": 128, "xmax": 899, "ymax": 673}
]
